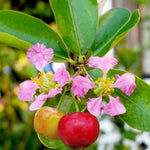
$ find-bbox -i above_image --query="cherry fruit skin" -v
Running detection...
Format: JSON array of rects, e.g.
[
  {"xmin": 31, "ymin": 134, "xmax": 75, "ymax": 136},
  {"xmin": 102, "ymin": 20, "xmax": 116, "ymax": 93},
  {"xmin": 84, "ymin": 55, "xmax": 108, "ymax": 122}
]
[
  {"xmin": 34, "ymin": 106, "xmax": 65, "ymax": 140},
  {"xmin": 58, "ymin": 112, "xmax": 99, "ymax": 149}
]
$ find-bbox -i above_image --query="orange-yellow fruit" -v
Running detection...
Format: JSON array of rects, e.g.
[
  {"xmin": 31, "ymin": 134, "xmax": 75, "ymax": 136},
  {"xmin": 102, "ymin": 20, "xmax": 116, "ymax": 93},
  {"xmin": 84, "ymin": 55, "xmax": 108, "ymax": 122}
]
[{"xmin": 34, "ymin": 106, "xmax": 65, "ymax": 140}]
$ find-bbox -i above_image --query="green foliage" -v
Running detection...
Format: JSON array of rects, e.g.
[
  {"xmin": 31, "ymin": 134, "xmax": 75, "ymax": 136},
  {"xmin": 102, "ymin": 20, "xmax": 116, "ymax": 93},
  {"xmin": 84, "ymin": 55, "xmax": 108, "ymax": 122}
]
[
  {"xmin": 115, "ymin": 38, "xmax": 142, "ymax": 76},
  {"xmin": 38, "ymin": 134, "xmax": 64, "ymax": 149},
  {"xmin": 131, "ymin": 0, "xmax": 148, "ymax": 5},
  {"xmin": 117, "ymin": 47, "xmax": 137, "ymax": 70},
  {"xmin": 0, "ymin": 10, "xmax": 69, "ymax": 62},
  {"xmin": 50, "ymin": 0, "xmax": 98, "ymax": 56},
  {"xmin": 92, "ymin": 9, "xmax": 140, "ymax": 56},
  {"xmin": 0, "ymin": 0, "xmax": 54, "ymax": 23},
  {"xmin": 0, "ymin": 7, "xmax": 140, "ymax": 59}
]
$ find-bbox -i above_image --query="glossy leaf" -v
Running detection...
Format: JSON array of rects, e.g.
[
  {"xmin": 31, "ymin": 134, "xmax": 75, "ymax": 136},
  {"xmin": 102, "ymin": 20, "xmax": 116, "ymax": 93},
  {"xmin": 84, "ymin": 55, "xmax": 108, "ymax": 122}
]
[
  {"xmin": 0, "ymin": 10, "xmax": 69, "ymax": 62},
  {"xmin": 88, "ymin": 69, "xmax": 150, "ymax": 132},
  {"xmin": 92, "ymin": 8, "xmax": 140, "ymax": 56},
  {"xmin": 109, "ymin": 9, "xmax": 140, "ymax": 50},
  {"xmin": 50, "ymin": 0, "xmax": 98, "ymax": 56},
  {"xmin": 38, "ymin": 134, "xmax": 64, "ymax": 149}
]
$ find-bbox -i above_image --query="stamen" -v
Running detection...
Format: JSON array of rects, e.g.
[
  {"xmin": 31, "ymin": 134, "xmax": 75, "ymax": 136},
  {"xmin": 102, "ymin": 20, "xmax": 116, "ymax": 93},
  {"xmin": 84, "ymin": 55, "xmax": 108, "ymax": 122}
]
[
  {"xmin": 98, "ymin": 78, "xmax": 103, "ymax": 82},
  {"xmin": 37, "ymin": 83, "xmax": 41, "ymax": 87},
  {"xmin": 31, "ymin": 72, "xmax": 44, "ymax": 86},
  {"xmin": 106, "ymin": 83, "xmax": 109, "ymax": 86},
  {"xmin": 107, "ymin": 88, "xmax": 111, "ymax": 92},
  {"xmin": 112, "ymin": 77, "xmax": 115, "ymax": 81},
  {"xmin": 31, "ymin": 77, "xmax": 36, "ymax": 83},
  {"xmin": 101, "ymin": 82, "xmax": 105, "ymax": 86}
]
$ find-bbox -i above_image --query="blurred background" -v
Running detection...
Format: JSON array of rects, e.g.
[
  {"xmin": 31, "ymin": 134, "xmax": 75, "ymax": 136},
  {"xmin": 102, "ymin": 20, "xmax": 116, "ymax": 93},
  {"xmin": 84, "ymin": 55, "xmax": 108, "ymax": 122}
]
[{"xmin": 0, "ymin": 0, "xmax": 150, "ymax": 149}]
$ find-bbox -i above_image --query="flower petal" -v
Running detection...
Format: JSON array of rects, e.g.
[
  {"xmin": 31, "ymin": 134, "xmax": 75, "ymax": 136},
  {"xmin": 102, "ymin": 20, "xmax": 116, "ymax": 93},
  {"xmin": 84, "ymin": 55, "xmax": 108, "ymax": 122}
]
[
  {"xmin": 18, "ymin": 80, "xmax": 38, "ymax": 101},
  {"xmin": 71, "ymin": 75, "xmax": 96, "ymax": 98},
  {"xmin": 48, "ymin": 87, "xmax": 62, "ymax": 98},
  {"xmin": 52, "ymin": 65, "xmax": 70, "ymax": 87},
  {"xmin": 29, "ymin": 88, "xmax": 62, "ymax": 111},
  {"xmin": 104, "ymin": 95, "xmax": 126, "ymax": 116},
  {"xmin": 27, "ymin": 43, "xmax": 53, "ymax": 71},
  {"xmin": 29, "ymin": 93, "xmax": 48, "ymax": 111},
  {"xmin": 112, "ymin": 73, "xmax": 136, "ymax": 96},
  {"xmin": 88, "ymin": 56, "xmax": 118, "ymax": 73},
  {"xmin": 87, "ymin": 95, "xmax": 104, "ymax": 117}
]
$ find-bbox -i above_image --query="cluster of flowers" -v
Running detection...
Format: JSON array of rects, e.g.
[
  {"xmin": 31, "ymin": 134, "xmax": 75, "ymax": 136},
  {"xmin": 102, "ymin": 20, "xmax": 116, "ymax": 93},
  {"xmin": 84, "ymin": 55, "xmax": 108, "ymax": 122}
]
[{"xmin": 18, "ymin": 43, "xmax": 136, "ymax": 117}]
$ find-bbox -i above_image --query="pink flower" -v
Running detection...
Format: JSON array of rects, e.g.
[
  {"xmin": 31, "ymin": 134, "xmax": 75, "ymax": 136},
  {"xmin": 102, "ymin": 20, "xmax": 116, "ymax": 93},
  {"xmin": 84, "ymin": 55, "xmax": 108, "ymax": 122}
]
[
  {"xmin": 27, "ymin": 43, "xmax": 53, "ymax": 71},
  {"xmin": 18, "ymin": 67, "xmax": 70, "ymax": 111},
  {"xmin": 52, "ymin": 65, "xmax": 70, "ymax": 87},
  {"xmin": 87, "ymin": 95, "xmax": 104, "ymax": 117},
  {"xmin": 87, "ymin": 56, "xmax": 136, "ymax": 117},
  {"xmin": 87, "ymin": 95, "xmax": 126, "ymax": 117},
  {"xmin": 88, "ymin": 56, "xmax": 118, "ymax": 73},
  {"xmin": 104, "ymin": 95, "xmax": 126, "ymax": 116},
  {"xmin": 112, "ymin": 73, "xmax": 136, "ymax": 96},
  {"xmin": 71, "ymin": 75, "xmax": 96, "ymax": 98},
  {"xmin": 18, "ymin": 80, "xmax": 38, "ymax": 101}
]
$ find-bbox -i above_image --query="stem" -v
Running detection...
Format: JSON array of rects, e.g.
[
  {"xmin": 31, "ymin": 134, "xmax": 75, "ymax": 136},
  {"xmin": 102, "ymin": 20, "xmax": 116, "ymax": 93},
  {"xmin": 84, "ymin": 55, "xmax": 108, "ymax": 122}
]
[
  {"xmin": 79, "ymin": 55, "xmax": 83, "ymax": 64},
  {"xmin": 103, "ymin": 72, "xmax": 107, "ymax": 81},
  {"xmin": 70, "ymin": 90, "xmax": 79, "ymax": 112},
  {"xmin": 57, "ymin": 88, "xmax": 67, "ymax": 110},
  {"xmin": 68, "ymin": 58, "xmax": 76, "ymax": 65},
  {"xmin": 81, "ymin": 106, "xmax": 87, "ymax": 112}
]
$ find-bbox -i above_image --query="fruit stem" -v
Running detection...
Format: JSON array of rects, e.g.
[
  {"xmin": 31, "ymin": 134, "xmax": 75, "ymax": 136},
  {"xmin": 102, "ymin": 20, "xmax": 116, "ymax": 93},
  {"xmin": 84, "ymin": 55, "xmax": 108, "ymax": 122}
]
[
  {"xmin": 81, "ymin": 106, "xmax": 87, "ymax": 112},
  {"xmin": 57, "ymin": 87, "xmax": 67, "ymax": 110},
  {"xmin": 70, "ymin": 90, "xmax": 79, "ymax": 112}
]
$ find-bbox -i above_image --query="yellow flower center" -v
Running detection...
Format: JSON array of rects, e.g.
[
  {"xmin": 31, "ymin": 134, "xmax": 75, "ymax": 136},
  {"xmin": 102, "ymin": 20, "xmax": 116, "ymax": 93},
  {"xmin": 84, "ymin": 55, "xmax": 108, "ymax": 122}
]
[
  {"xmin": 31, "ymin": 72, "xmax": 44, "ymax": 87},
  {"xmin": 94, "ymin": 77, "xmax": 115, "ymax": 96},
  {"xmin": 31, "ymin": 72, "xmax": 60, "ymax": 94}
]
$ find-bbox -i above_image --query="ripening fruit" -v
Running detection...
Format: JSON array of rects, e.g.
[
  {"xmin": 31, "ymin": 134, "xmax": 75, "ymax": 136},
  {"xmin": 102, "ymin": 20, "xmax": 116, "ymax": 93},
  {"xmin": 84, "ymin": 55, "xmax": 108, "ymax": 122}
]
[
  {"xmin": 34, "ymin": 106, "xmax": 65, "ymax": 140},
  {"xmin": 58, "ymin": 112, "xmax": 99, "ymax": 149}
]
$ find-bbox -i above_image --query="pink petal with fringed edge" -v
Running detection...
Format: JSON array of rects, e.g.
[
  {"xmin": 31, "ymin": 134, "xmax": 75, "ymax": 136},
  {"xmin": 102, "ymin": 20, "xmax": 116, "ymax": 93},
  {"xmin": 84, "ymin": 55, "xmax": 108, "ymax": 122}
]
[
  {"xmin": 88, "ymin": 56, "xmax": 118, "ymax": 73},
  {"xmin": 18, "ymin": 80, "xmax": 38, "ymax": 101},
  {"xmin": 52, "ymin": 65, "xmax": 70, "ymax": 87},
  {"xmin": 71, "ymin": 75, "xmax": 96, "ymax": 98},
  {"xmin": 112, "ymin": 73, "xmax": 136, "ymax": 96},
  {"xmin": 29, "ymin": 88, "xmax": 62, "ymax": 111},
  {"xmin": 87, "ymin": 95, "xmax": 104, "ymax": 117},
  {"xmin": 29, "ymin": 93, "xmax": 48, "ymax": 111},
  {"xmin": 27, "ymin": 43, "xmax": 53, "ymax": 71},
  {"xmin": 48, "ymin": 87, "xmax": 62, "ymax": 97},
  {"xmin": 104, "ymin": 95, "xmax": 126, "ymax": 116}
]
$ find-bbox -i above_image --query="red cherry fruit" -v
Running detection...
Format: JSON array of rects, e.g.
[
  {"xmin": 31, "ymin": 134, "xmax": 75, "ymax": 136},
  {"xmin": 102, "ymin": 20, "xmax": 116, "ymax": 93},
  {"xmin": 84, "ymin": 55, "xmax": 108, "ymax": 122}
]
[
  {"xmin": 34, "ymin": 106, "xmax": 65, "ymax": 140},
  {"xmin": 58, "ymin": 112, "xmax": 99, "ymax": 149}
]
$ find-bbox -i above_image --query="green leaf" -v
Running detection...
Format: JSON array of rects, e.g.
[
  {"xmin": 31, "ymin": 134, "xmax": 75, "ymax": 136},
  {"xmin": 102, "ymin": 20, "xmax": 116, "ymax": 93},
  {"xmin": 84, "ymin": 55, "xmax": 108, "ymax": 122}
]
[
  {"xmin": 0, "ymin": 33, "xmax": 32, "ymax": 50},
  {"xmin": 0, "ymin": 10, "xmax": 69, "ymax": 62},
  {"xmin": 50, "ymin": 0, "xmax": 98, "ymax": 56},
  {"xmin": 88, "ymin": 69, "xmax": 150, "ymax": 132},
  {"xmin": 37, "ymin": 134, "xmax": 64, "ymax": 149},
  {"xmin": 109, "ymin": 9, "xmax": 140, "ymax": 50},
  {"xmin": 92, "ymin": 8, "xmax": 140, "ymax": 56}
]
